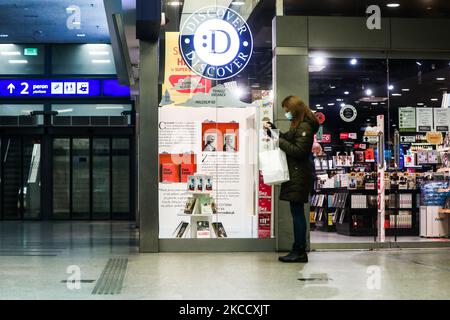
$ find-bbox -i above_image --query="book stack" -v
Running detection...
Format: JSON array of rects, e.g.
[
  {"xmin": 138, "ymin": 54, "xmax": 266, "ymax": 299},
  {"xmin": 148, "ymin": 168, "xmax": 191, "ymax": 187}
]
[
  {"xmin": 388, "ymin": 212, "xmax": 412, "ymax": 229},
  {"xmin": 332, "ymin": 193, "xmax": 348, "ymax": 208},
  {"xmin": 399, "ymin": 194, "xmax": 412, "ymax": 209},
  {"xmin": 351, "ymin": 194, "xmax": 368, "ymax": 209}
]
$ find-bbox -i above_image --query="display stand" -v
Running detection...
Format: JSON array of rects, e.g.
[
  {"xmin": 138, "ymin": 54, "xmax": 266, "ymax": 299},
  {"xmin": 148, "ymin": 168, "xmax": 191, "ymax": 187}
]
[
  {"xmin": 178, "ymin": 192, "xmax": 215, "ymax": 239},
  {"xmin": 175, "ymin": 174, "xmax": 228, "ymax": 239}
]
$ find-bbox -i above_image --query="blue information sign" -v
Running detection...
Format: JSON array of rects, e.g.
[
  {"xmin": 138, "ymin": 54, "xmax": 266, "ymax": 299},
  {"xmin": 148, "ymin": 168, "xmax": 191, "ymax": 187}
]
[
  {"xmin": 103, "ymin": 79, "xmax": 131, "ymax": 97},
  {"xmin": 0, "ymin": 79, "xmax": 102, "ymax": 97}
]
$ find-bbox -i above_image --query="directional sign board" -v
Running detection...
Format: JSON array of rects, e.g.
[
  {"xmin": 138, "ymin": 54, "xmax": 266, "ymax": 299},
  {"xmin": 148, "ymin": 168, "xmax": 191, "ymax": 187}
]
[
  {"xmin": 0, "ymin": 79, "xmax": 101, "ymax": 97},
  {"xmin": 363, "ymin": 135, "xmax": 378, "ymax": 144},
  {"xmin": 400, "ymin": 136, "xmax": 416, "ymax": 143}
]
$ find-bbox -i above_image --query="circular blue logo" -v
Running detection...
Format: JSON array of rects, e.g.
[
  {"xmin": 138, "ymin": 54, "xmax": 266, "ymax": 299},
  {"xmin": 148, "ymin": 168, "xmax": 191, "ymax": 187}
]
[{"xmin": 179, "ymin": 6, "xmax": 253, "ymax": 81}]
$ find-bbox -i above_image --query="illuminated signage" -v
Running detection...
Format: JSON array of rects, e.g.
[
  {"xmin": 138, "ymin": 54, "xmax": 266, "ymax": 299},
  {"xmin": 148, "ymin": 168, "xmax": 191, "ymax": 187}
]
[
  {"xmin": 340, "ymin": 104, "xmax": 357, "ymax": 122},
  {"xmin": 0, "ymin": 79, "xmax": 130, "ymax": 98},
  {"xmin": 179, "ymin": 6, "xmax": 253, "ymax": 80}
]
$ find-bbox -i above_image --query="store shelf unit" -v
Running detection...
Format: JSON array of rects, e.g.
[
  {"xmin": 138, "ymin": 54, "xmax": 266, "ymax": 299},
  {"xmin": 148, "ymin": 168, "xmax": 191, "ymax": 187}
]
[
  {"xmin": 385, "ymin": 189, "xmax": 420, "ymax": 237},
  {"xmin": 312, "ymin": 188, "xmax": 421, "ymax": 237},
  {"xmin": 310, "ymin": 188, "xmax": 346, "ymax": 232}
]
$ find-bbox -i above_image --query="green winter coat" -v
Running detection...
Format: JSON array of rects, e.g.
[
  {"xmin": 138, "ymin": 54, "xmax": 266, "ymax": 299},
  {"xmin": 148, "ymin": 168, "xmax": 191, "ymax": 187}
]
[{"xmin": 278, "ymin": 118, "xmax": 319, "ymax": 203}]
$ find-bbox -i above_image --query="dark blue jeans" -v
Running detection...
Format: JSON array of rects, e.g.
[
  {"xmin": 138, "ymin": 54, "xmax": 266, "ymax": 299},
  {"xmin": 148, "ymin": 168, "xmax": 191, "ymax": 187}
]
[{"xmin": 290, "ymin": 202, "xmax": 307, "ymax": 251}]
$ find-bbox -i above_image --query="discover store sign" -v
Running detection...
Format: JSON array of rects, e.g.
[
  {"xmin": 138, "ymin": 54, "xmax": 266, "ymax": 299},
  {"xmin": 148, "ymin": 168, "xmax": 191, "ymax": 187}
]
[{"xmin": 179, "ymin": 6, "xmax": 253, "ymax": 81}]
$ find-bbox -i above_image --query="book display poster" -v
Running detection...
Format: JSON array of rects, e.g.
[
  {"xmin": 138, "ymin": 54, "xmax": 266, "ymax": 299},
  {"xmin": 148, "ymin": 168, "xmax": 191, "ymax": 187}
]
[
  {"xmin": 257, "ymin": 97, "xmax": 274, "ymax": 238},
  {"xmin": 160, "ymin": 32, "xmax": 212, "ymax": 106},
  {"xmin": 399, "ymin": 107, "xmax": 416, "ymax": 132},
  {"xmin": 434, "ymin": 108, "xmax": 450, "ymax": 132},
  {"xmin": 416, "ymin": 108, "xmax": 433, "ymax": 132},
  {"xmin": 159, "ymin": 105, "xmax": 259, "ymax": 238}
]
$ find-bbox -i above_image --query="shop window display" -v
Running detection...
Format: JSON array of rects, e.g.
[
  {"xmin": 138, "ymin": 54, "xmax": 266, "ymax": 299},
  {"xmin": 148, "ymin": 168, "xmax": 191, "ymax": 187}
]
[{"xmin": 158, "ymin": 2, "xmax": 274, "ymax": 239}]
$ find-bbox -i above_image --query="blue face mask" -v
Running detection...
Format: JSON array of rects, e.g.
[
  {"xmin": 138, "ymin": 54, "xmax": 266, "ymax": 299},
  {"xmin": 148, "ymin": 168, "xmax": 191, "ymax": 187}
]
[{"xmin": 285, "ymin": 111, "xmax": 293, "ymax": 121}]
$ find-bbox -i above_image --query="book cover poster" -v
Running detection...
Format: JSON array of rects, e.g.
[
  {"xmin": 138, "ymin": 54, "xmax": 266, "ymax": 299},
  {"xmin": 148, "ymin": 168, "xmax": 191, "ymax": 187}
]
[
  {"xmin": 159, "ymin": 153, "xmax": 196, "ymax": 183},
  {"xmin": 160, "ymin": 163, "xmax": 179, "ymax": 183},
  {"xmin": 202, "ymin": 122, "xmax": 239, "ymax": 152},
  {"xmin": 180, "ymin": 163, "xmax": 196, "ymax": 183}
]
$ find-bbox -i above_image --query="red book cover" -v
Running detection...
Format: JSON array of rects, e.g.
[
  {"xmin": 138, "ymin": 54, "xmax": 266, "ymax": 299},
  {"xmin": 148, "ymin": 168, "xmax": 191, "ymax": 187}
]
[
  {"xmin": 385, "ymin": 218, "xmax": 390, "ymax": 229},
  {"xmin": 258, "ymin": 214, "xmax": 271, "ymax": 238},
  {"xmin": 365, "ymin": 148, "xmax": 375, "ymax": 162},
  {"xmin": 180, "ymin": 163, "xmax": 196, "ymax": 183},
  {"xmin": 161, "ymin": 163, "xmax": 180, "ymax": 183}
]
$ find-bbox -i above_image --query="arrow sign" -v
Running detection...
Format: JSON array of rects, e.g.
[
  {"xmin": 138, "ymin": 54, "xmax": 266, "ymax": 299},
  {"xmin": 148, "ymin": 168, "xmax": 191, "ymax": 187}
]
[
  {"xmin": 400, "ymin": 136, "xmax": 416, "ymax": 143},
  {"xmin": 363, "ymin": 136, "xmax": 378, "ymax": 143},
  {"xmin": 7, "ymin": 83, "xmax": 15, "ymax": 94}
]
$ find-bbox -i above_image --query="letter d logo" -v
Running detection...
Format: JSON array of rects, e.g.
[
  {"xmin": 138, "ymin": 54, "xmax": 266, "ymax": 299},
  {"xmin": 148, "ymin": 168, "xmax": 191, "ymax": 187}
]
[{"xmin": 211, "ymin": 30, "xmax": 231, "ymax": 54}]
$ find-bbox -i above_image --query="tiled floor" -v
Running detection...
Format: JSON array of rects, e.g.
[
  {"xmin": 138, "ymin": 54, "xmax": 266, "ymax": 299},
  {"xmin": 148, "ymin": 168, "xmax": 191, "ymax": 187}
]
[{"xmin": 0, "ymin": 222, "xmax": 449, "ymax": 300}]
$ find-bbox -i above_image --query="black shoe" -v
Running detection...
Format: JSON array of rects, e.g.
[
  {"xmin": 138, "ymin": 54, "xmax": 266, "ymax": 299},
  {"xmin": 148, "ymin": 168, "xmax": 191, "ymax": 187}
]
[{"xmin": 278, "ymin": 251, "xmax": 308, "ymax": 263}]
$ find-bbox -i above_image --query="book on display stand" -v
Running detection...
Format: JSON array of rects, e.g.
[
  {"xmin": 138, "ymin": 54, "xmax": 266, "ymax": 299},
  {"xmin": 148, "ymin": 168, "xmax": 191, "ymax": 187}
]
[{"xmin": 176, "ymin": 173, "xmax": 226, "ymax": 238}]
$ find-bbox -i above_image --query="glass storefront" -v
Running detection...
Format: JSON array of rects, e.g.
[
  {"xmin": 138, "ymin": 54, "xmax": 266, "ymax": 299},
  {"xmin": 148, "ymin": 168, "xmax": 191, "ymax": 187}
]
[
  {"xmin": 155, "ymin": 1, "xmax": 449, "ymax": 248},
  {"xmin": 158, "ymin": 1, "xmax": 274, "ymax": 240}
]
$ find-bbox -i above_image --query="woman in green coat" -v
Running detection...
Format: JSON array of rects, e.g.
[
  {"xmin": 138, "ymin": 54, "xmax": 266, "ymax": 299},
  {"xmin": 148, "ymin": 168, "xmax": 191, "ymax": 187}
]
[{"xmin": 266, "ymin": 96, "xmax": 319, "ymax": 263}]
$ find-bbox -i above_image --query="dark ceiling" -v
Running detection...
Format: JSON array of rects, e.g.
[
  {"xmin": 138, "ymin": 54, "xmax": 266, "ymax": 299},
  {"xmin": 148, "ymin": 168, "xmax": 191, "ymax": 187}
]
[
  {"xmin": 0, "ymin": 0, "xmax": 110, "ymax": 43},
  {"xmin": 284, "ymin": 0, "xmax": 450, "ymax": 19}
]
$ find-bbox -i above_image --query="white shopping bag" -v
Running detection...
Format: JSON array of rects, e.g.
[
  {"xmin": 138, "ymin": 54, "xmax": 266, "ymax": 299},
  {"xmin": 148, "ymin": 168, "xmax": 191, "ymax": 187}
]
[{"xmin": 259, "ymin": 148, "xmax": 290, "ymax": 185}]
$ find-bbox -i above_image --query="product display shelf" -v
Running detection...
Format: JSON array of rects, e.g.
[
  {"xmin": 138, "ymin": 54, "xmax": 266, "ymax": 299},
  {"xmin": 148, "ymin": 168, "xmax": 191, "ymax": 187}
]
[
  {"xmin": 385, "ymin": 188, "xmax": 420, "ymax": 237},
  {"xmin": 314, "ymin": 187, "xmax": 422, "ymax": 236},
  {"xmin": 311, "ymin": 188, "xmax": 347, "ymax": 232},
  {"xmin": 179, "ymin": 180, "xmax": 225, "ymax": 238}
]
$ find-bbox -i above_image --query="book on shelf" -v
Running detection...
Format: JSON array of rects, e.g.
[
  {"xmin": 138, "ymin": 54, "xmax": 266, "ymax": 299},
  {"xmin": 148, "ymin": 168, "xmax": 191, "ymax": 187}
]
[
  {"xmin": 351, "ymin": 194, "xmax": 367, "ymax": 209},
  {"xmin": 355, "ymin": 151, "xmax": 365, "ymax": 163},
  {"xmin": 318, "ymin": 208, "xmax": 324, "ymax": 221},
  {"xmin": 184, "ymin": 197, "xmax": 197, "ymax": 214},
  {"xmin": 174, "ymin": 221, "xmax": 189, "ymax": 238},
  {"xmin": 199, "ymin": 196, "xmax": 217, "ymax": 214},
  {"xmin": 187, "ymin": 175, "xmax": 196, "ymax": 191},
  {"xmin": 367, "ymin": 195, "xmax": 377, "ymax": 209},
  {"xmin": 196, "ymin": 220, "xmax": 210, "ymax": 238},
  {"xmin": 417, "ymin": 150, "xmax": 428, "ymax": 165},
  {"xmin": 339, "ymin": 209, "xmax": 346, "ymax": 224},
  {"xmin": 332, "ymin": 209, "xmax": 340, "ymax": 224},
  {"xmin": 212, "ymin": 222, "xmax": 228, "ymax": 238},
  {"xmin": 364, "ymin": 148, "xmax": 375, "ymax": 162}
]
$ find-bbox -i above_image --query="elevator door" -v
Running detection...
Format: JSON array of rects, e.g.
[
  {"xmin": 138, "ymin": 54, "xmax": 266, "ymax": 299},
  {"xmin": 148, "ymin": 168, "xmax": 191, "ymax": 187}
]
[{"xmin": 52, "ymin": 137, "xmax": 132, "ymax": 220}]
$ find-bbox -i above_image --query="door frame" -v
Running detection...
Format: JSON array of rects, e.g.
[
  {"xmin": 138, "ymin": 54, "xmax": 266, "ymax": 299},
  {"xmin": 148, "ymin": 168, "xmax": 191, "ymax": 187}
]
[{"xmin": 48, "ymin": 128, "xmax": 135, "ymax": 221}]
